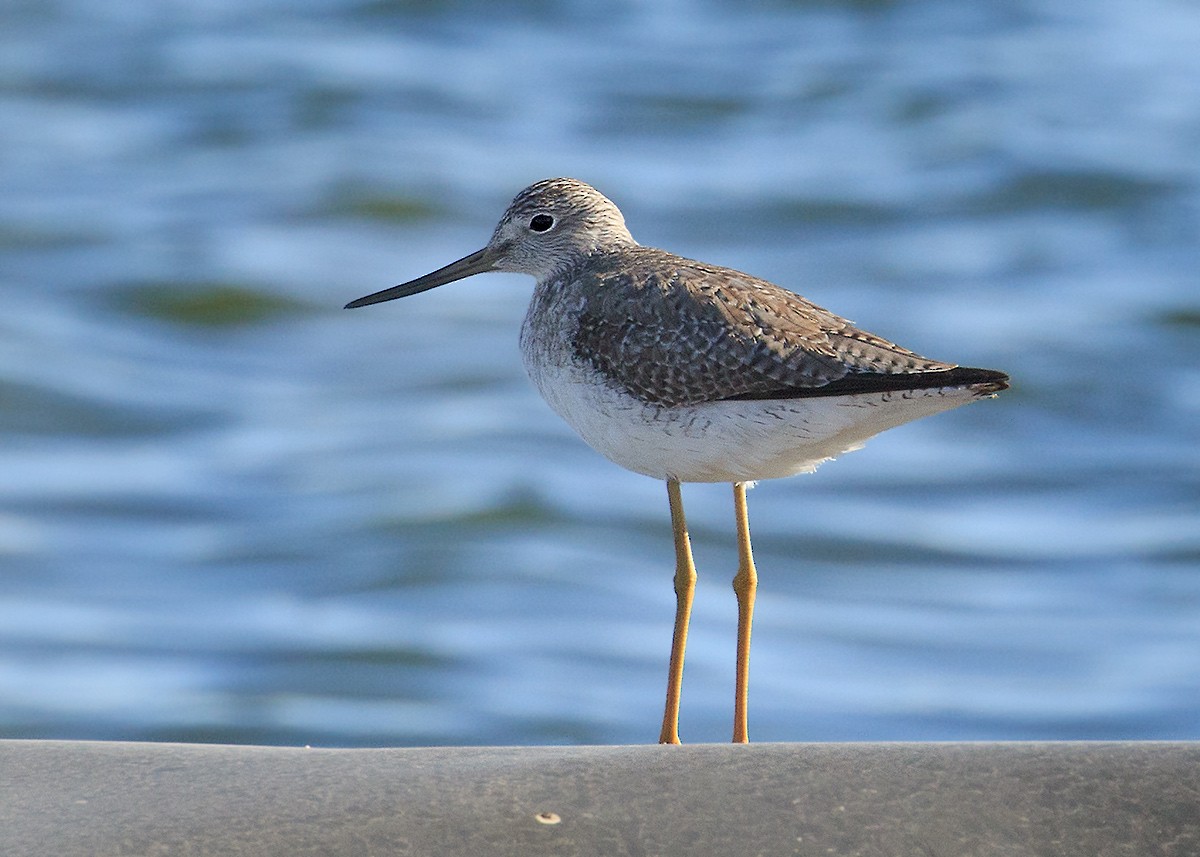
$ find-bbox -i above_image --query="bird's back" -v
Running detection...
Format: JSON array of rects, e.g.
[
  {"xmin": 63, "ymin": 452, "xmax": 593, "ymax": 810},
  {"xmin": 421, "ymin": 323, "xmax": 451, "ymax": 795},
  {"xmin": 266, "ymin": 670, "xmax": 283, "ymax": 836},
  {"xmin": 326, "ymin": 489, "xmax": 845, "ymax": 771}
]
[{"xmin": 562, "ymin": 246, "xmax": 1005, "ymax": 408}]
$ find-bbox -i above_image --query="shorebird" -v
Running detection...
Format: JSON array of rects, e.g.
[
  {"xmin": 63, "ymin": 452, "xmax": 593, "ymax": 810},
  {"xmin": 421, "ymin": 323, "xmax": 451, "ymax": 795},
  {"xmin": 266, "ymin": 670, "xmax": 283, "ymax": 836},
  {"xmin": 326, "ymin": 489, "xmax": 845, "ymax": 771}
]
[{"xmin": 346, "ymin": 177, "xmax": 1008, "ymax": 744}]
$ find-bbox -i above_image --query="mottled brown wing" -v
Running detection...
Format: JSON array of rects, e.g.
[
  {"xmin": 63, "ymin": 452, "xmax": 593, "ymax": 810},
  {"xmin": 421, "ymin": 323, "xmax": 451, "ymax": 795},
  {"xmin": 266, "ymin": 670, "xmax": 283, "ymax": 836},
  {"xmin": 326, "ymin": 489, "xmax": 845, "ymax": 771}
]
[{"xmin": 572, "ymin": 248, "xmax": 956, "ymax": 407}]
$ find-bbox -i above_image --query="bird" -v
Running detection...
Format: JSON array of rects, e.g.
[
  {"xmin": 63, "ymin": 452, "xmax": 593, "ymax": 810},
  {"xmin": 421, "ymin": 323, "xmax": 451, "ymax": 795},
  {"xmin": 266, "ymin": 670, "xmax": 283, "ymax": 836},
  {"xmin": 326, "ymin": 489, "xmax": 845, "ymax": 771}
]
[{"xmin": 346, "ymin": 177, "xmax": 1008, "ymax": 744}]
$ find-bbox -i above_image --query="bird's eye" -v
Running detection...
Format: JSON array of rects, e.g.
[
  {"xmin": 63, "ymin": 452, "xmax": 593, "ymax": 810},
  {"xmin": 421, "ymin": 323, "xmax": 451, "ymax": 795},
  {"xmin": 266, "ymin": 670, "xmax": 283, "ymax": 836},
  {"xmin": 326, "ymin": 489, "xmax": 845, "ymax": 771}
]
[{"xmin": 529, "ymin": 214, "xmax": 554, "ymax": 232}]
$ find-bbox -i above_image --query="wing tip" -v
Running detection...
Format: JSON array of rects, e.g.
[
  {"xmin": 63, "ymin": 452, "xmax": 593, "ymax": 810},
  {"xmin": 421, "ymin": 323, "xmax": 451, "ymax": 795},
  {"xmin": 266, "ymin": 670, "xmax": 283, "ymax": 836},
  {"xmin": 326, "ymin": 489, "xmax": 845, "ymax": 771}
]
[{"xmin": 726, "ymin": 366, "xmax": 1011, "ymax": 401}]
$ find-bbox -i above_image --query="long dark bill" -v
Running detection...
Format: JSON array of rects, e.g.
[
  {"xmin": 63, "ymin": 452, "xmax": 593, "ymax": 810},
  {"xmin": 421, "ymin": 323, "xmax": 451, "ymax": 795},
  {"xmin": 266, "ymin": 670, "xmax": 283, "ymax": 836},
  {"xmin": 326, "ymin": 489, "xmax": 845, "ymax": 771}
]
[{"xmin": 344, "ymin": 247, "xmax": 496, "ymax": 309}]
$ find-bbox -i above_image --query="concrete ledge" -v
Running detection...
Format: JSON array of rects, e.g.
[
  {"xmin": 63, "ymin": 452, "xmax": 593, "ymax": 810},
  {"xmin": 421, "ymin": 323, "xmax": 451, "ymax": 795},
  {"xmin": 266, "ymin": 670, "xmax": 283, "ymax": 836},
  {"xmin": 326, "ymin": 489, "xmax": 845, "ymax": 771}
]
[{"xmin": 2, "ymin": 740, "xmax": 1197, "ymax": 856}]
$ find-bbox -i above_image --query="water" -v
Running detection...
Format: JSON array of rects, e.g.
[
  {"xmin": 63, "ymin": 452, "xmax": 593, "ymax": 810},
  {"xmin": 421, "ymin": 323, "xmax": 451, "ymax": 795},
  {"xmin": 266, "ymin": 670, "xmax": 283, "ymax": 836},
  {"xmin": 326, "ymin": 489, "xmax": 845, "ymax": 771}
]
[{"xmin": 1, "ymin": 0, "xmax": 1198, "ymax": 746}]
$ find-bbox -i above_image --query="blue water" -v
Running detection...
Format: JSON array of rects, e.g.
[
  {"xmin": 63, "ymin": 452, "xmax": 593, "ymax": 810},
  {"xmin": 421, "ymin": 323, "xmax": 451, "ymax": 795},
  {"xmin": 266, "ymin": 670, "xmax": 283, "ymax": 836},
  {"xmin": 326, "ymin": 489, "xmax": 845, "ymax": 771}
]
[{"xmin": 1, "ymin": 0, "xmax": 1198, "ymax": 746}]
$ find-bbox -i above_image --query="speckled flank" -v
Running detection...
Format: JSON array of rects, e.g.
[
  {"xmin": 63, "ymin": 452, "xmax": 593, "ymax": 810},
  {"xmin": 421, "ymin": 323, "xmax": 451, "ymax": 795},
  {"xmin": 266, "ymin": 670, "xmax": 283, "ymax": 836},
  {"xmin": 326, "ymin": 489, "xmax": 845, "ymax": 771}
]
[{"xmin": 522, "ymin": 331, "xmax": 997, "ymax": 482}]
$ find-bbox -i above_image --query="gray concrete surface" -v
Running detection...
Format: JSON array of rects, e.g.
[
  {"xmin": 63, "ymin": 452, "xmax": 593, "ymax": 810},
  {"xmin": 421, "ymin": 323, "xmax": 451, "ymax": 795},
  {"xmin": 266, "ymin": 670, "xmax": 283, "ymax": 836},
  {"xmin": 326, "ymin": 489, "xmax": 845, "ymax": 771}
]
[{"xmin": 1, "ymin": 740, "xmax": 1197, "ymax": 856}]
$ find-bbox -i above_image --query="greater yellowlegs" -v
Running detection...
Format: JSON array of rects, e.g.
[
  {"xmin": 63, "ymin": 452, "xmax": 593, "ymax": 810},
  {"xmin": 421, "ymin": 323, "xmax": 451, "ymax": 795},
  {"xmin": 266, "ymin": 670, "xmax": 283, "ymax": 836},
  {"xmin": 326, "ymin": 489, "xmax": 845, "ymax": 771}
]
[{"xmin": 347, "ymin": 177, "xmax": 1008, "ymax": 744}]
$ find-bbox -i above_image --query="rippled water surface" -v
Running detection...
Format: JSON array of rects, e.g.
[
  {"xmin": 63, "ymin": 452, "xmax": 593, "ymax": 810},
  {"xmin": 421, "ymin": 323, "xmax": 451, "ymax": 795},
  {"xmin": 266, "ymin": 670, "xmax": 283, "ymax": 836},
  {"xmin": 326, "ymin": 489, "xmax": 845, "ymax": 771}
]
[{"xmin": 2, "ymin": 0, "xmax": 1198, "ymax": 746}]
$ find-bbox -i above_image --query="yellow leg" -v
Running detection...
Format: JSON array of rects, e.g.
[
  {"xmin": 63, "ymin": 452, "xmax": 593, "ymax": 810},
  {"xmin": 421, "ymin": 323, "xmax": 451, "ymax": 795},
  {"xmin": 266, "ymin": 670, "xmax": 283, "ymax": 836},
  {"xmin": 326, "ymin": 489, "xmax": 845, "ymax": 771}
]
[
  {"xmin": 731, "ymin": 482, "xmax": 758, "ymax": 743},
  {"xmin": 659, "ymin": 478, "xmax": 697, "ymax": 745}
]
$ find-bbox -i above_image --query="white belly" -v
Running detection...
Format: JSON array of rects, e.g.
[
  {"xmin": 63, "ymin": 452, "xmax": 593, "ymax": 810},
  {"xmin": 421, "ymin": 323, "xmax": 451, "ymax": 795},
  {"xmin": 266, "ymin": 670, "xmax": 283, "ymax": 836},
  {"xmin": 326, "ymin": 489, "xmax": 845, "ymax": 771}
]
[{"xmin": 523, "ymin": 356, "xmax": 989, "ymax": 484}]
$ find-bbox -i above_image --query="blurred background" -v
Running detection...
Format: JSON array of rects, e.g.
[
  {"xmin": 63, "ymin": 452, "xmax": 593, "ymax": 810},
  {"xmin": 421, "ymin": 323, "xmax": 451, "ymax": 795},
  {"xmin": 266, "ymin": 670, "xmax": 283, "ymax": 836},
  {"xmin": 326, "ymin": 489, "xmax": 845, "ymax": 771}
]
[{"xmin": 1, "ymin": 0, "xmax": 1198, "ymax": 747}]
